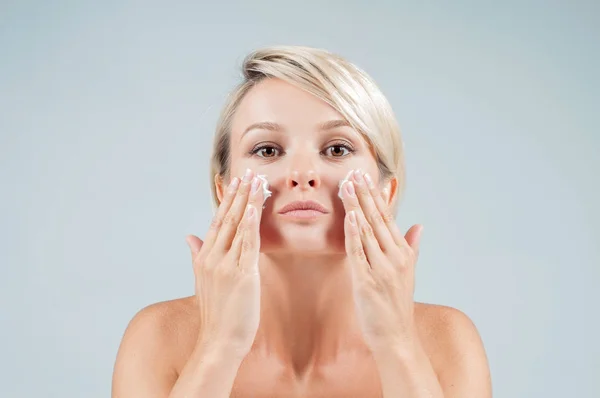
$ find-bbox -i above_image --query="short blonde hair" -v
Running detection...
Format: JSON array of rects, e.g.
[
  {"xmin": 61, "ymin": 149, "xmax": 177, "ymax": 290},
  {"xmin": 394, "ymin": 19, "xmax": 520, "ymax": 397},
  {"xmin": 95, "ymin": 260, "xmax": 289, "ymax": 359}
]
[{"xmin": 209, "ymin": 45, "xmax": 405, "ymax": 216}]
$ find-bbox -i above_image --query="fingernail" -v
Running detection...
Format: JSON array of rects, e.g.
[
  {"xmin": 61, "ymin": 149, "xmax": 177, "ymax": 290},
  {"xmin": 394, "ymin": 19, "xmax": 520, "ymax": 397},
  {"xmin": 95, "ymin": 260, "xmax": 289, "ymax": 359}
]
[
  {"xmin": 242, "ymin": 168, "xmax": 253, "ymax": 183},
  {"xmin": 246, "ymin": 204, "xmax": 256, "ymax": 219},
  {"xmin": 348, "ymin": 210, "xmax": 357, "ymax": 225},
  {"xmin": 353, "ymin": 169, "xmax": 363, "ymax": 184},
  {"xmin": 251, "ymin": 177, "xmax": 261, "ymax": 194},
  {"xmin": 345, "ymin": 181, "xmax": 355, "ymax": 196},
  {"xmin": 364, "ymin": 173, "xmax": 375, "ymax": 189},
  {"xmin": 228, "ymin": 177, "xmax": 240, "ymax": 193}
]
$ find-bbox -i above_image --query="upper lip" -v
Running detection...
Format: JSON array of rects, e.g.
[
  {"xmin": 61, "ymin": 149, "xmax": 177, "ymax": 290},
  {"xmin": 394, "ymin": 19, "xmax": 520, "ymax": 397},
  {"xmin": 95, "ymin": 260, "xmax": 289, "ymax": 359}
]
[{"xmin": 278, "ymin": 200, "xmax": 329, "ymax": 214}]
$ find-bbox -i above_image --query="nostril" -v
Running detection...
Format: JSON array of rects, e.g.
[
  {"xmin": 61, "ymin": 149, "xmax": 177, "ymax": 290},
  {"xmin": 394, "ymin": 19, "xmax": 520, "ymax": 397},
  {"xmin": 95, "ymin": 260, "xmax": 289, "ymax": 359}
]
[{"xmin": 288, "ymin": 176, "xmax": 318, "ymax": 188}]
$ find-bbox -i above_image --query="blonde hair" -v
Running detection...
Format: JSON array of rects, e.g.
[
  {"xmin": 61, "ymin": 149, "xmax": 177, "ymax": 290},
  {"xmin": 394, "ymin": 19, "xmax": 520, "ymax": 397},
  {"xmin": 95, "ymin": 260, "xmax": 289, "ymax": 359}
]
[{"xmin": 209, "ymin": 45, "xmax": 405, "ymax": 216}]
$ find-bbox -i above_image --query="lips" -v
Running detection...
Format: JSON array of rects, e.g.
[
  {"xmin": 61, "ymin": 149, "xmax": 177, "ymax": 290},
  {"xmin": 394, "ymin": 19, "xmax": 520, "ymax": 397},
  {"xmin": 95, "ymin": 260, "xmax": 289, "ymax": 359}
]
[{"xmin": 278, "ymin": 200, "xmax": 329, "ymax": 214}]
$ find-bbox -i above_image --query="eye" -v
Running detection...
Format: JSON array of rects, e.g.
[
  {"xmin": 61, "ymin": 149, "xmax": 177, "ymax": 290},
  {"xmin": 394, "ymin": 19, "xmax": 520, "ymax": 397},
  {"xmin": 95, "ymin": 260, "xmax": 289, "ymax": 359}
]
[
  {"xmin": 251, "ymin": 144, "xmax": 281, "ymax": 158},
  {"xmin": 323, "ymin": 142, "xmax": 354, "ymax": 157}
]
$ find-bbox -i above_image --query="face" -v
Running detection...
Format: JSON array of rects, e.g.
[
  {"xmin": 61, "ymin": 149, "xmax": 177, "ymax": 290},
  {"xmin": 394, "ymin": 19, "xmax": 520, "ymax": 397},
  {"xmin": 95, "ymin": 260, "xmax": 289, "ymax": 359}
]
[{"xmin": 217, "ymin": 78, "xmax": 394, "ymax": 255}]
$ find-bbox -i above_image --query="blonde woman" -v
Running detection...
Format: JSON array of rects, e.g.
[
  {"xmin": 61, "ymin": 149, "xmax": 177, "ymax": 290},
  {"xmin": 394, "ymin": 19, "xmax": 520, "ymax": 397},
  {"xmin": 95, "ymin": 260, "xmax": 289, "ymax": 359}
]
[{"xmin": 112, "ymin": 46, "xmax": 492, "ymax": 398}]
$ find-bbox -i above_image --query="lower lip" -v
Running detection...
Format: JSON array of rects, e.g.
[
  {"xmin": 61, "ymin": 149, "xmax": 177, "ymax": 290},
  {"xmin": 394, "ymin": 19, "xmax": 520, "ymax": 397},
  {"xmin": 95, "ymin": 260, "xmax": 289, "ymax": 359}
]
[{"xmin": 279, "ymin": 209, "xmax": 326, "ymax": 219}]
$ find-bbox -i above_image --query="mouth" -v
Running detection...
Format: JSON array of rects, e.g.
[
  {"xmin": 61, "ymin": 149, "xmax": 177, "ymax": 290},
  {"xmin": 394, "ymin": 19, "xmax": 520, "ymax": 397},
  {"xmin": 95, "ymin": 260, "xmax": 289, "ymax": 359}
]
[{"xmin": 277, "ymin": 200, "xmax": 329, "ymax": 219}]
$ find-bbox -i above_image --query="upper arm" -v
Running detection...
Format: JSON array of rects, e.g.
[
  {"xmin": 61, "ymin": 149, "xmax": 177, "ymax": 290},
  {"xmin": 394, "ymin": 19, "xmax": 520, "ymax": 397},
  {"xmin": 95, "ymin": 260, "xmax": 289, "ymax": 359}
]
[
  {"xmin": 112, "ymin": 303, "xmax": 179, "ymax": 398},
  {"xmin": 427, "ymin": 306, "xmax": 493, "ymax": 398}
]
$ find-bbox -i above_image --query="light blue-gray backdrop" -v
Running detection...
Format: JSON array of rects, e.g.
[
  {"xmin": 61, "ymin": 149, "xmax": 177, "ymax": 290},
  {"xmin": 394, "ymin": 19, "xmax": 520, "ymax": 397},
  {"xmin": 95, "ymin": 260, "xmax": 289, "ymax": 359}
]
[{"xmin": 1, "ymin": 1, "xmax": 598, "ymax": 397}]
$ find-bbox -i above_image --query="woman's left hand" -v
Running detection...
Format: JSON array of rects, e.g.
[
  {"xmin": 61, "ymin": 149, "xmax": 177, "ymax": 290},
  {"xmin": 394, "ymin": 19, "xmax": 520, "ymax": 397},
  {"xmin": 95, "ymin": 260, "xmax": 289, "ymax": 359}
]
[{"xmin": 340, "ymin": 169, "xmax": 423, "ymax": 354}]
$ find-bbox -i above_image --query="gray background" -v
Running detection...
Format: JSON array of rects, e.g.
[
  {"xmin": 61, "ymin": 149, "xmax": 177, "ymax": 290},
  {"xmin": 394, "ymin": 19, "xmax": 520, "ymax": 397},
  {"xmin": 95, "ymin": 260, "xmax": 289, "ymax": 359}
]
[{"xmin": 1, "ymin": 1, "xmax": 598, "ymax": 397}]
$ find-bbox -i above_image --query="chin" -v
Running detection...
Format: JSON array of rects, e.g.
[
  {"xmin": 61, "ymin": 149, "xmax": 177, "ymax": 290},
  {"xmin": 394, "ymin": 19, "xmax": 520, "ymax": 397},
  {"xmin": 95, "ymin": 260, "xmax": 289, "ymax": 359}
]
[{"xmin": 259, "ymin": 222, "xmax": 346, "ymax": 255}]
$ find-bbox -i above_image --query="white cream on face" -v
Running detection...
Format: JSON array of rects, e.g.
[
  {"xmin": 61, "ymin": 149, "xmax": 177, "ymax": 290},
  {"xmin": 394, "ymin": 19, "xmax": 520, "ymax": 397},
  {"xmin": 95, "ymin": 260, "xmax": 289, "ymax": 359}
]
[
  {"xmin": 255, "ymin": 174, "xmax": 272, "ymax": 207},
  {"xmin": 337, "ymin": 169, "xmax": 355, "ymax": 199},
  {"xmin": 256, "ymin": 174, "xmax": 272, "ymax": 201},
  {"xmin": 248, "ymin": 170, "xmax": 358, "ymax": 204}
]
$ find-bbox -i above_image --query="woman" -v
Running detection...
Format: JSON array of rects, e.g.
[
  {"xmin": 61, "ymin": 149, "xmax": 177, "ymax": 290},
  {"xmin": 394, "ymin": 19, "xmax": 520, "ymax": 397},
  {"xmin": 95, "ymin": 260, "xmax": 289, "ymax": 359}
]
[{"xmin": 112, "ymin": 46, "xmax": 492, "ymax": 397}]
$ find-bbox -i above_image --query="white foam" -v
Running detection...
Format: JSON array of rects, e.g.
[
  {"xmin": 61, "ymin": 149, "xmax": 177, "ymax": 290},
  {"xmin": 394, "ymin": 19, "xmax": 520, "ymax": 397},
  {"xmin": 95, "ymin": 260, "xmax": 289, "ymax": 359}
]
[
  {"xmin": 337, "ymin": 170, "xmax": 355, "ymax": 199},
  {"xmin": 255, "ymin": 174, "xmax": 272, "ymax": 206}
]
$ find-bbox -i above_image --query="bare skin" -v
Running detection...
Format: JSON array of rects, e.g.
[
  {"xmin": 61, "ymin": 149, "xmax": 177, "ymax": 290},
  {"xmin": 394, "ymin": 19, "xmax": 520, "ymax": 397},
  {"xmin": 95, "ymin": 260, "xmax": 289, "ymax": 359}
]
[
  {"xmin": 114, "ymin": 296, "xmax": 489, "ymax": 397},
  {"xmin": 112, "ymin": 79, "xmax": 492, "ymax": 397}
]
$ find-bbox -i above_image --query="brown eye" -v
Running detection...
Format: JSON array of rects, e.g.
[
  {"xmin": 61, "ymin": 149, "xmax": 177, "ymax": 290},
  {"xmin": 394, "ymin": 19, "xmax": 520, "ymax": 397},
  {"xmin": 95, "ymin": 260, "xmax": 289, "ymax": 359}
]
[
  {"xmin": 255, "ymin": 146, "xmax": 279, "ymax": 158},
  {"xmin": 325, "ymin": 145, "xmax": 352, "ymax": 157}
]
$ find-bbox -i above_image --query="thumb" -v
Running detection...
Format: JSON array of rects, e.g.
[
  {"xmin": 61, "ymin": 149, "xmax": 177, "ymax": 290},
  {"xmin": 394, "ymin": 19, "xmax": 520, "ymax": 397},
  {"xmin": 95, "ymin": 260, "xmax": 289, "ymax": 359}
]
[
  {"xmin": 186, "ymin": 234, "xmax": 204, "ymax": 261},
  {"xmin": 405, "ymin": 224, "xmax": 423, "ymax": 259}
]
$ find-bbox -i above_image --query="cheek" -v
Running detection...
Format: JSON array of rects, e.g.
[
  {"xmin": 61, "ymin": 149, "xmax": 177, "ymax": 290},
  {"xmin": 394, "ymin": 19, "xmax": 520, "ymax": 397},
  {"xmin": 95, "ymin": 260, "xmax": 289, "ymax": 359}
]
[
  {"xmin": 228, "ymin": 156, "xmax": 249, "ymax": 178},
  {"xmin": 228, "ymin": 143, "xmax": 257, "ymax": 177}
]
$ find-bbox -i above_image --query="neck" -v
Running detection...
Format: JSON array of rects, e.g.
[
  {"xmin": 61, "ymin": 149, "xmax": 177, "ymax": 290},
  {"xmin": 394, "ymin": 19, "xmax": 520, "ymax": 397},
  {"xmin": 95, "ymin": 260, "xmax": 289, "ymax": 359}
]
[{"xmin": 253, "ymin": 252, "xmax": 363, "ymax": 375}]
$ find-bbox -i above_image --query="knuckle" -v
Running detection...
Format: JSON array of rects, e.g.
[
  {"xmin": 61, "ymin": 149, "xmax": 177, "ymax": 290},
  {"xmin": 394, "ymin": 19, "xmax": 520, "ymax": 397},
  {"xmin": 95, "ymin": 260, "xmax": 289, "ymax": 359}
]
[
  {"xmin": 223, "ymin": 212, "xmax": 237, "ymax": 226},
  {"xmin": 360, "ymin": 222, "xmax": 374, "ymax": 237},
  {"xmin": 351, "ymin": 245, "xmax": 366, "ymax": 261},
  {"xmin": 367, "ymin": 210, "xmax": 384, "ymax": 226},
  {"xmin": 201, "ymin": 254, "xmax": 215, "ymax": 270},
  {"xmin": 356, "ymin": 185, "xmax": 368, "ymax": 196},
  {"xmin": 397, "ymin": 263, "xmax": 410, "ymax": 274},
  {"xmin": 238, "ymin": 183, "xmax": 252, "ymax": 197},
  {"xmin": 192, "ymin": 252, "xmax": 207, "ymax": 271},
  {"xmin": 399, "ymin": 245, "xmax": 412, "ymax": 260},
  {"xmin": 355, "ymin": 277, "xmax": 377, "ymax": 293},
  {"xmin": 209, "ymin": 215, "xmax": 223, "ymax": 230},
  {"xmin": 241, "ymin": 238, "xmax": 254, "ymax": 253},
  {"xmin": 350, "ymin": 226, "xmax": 361, "ymax": 237},
  {"xmin": 236, "ymin": 219, "xmax": 248, "ymax": 234},
  {"xmin": 381, "ymin": 210, "xmax": 394, "ymax": 224},
  {"xmin": 347, "ymin": 203, "xmax": 360, "ymax": 214}
]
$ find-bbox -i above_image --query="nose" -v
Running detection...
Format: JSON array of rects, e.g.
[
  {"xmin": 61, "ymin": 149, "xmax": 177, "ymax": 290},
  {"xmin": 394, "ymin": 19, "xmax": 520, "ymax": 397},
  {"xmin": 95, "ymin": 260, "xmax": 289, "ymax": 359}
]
[{"xmin": 286, "ymin": 169, "xmax": 321, "ymax": 190}]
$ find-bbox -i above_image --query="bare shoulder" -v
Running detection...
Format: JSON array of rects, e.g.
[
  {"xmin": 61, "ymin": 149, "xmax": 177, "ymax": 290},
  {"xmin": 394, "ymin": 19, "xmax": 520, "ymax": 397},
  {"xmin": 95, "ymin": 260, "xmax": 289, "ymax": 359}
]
[
  {"xmin": 112, "ymin": 296, "xmax": 199, "ymax": 397},
  {"xmin": 117, "ymin": 295, "xmax": 198, "ymax": 346},
  {"xmin": 414, "ymin": 302, "xmax": 480, "ymax": 338},
  {"xmin": 414, "ymin": 302, "xmax": 493, "ymax": 396}
]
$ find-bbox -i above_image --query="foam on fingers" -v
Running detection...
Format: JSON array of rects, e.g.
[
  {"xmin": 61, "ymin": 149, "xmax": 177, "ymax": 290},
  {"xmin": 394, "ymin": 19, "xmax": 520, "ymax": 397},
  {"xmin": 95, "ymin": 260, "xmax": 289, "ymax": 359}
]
[
  {"xmin": 256, "ymin": 174, "xmax": 272, "ymax": 201},
  {"xmin": 337, "ymin": 170, "xmax": 354, "ymax": 199}
]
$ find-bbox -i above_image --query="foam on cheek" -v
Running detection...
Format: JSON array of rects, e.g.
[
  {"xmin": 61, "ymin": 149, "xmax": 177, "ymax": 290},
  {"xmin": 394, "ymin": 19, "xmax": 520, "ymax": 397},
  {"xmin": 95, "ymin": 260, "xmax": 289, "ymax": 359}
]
[
  {"xmin": 337, "ymin": 170, "xmax": 355, "ymax": 199},
  {"xmin": 255, "ymin": 174, "xmax": 272, "ymax": 206}
]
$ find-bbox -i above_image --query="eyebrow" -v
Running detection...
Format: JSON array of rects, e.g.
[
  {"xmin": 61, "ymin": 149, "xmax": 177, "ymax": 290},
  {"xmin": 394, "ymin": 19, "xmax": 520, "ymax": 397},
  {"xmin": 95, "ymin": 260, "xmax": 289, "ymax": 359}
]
[
  {"xmin": 241, "ymin": 119, "xmax": 352, "ymax": 137},
  {"xmin": 317, "ymin": 119, "xmax": 352, "ymax": 130}
]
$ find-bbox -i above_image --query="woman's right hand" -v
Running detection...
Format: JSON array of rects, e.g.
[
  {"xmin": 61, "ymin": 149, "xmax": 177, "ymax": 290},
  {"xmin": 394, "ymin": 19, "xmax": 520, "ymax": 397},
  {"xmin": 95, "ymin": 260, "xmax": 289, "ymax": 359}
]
[{"xmin": 185, "ymin": 168, "xmax": 266, "ymax": 358}]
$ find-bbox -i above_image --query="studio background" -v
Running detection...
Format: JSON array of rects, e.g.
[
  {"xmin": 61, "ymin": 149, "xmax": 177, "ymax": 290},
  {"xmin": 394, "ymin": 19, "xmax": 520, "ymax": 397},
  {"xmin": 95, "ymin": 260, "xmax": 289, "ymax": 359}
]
[{"xmin": 1, "ymin": 1, "xmax": 598, "ymax": 397}]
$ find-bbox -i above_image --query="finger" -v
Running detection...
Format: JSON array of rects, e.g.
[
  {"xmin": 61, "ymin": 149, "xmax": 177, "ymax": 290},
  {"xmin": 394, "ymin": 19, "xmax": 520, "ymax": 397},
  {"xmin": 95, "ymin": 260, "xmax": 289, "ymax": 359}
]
[
  {"xmin": 247, "ymin": 174, "xmax": 266, "ymax": 221},
  {"xmin": 353, "ymin": 206, "xmax": 388, "ymax": 271},
  {"xmin": 229, "ymin": 204, "xmax": 251, "ymax": 265},
  {"xmin": 201, "ymin": 176, "xmax": 241, "ymax": 253},
  {"xmin": 230, "ymin": 173, "xmax": 266, "ymax": 247},
  {"xmin": 230, "ymin": 173, "xmax": 266, "ymax": 261},
  {"xmin": 362, "ymin": 175, "xmax": 407, "ymax": 250},
  {"xmin": 226, "ymin": 175, "xmax": 266, "ymax": 265},
  {"xmin": 213, "ymin": 168, "xmax": 255, "ymax": 253},
  {"xmin": 237, "ymin": 205, "xmax": 260, "ymax": 275},
  {"xmin": 363, "ymin": 172, "xmax": 407, "ymax": 249},
  {"xmin": 340, "ymin": 179, "xmax": 391, "ymax": 272},
  {"xmin": 186, "ymin": 234, "xmax": 204, "ymax": 263},
  {"xmin": 344, "ymin": 210, "xmax": 371, "ymax": 276},
  {"xmin": 349, "ymin": 169, "xmax": 397, "ymax": 253}
]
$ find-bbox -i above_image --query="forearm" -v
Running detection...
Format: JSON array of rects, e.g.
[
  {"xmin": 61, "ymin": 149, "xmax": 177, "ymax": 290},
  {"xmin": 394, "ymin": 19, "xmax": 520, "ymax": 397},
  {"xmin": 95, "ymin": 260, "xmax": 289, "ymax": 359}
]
[
  {"xmin": 168, "ymin": 341, "xmax": 244, "ymax": 398},
  {"xmin": 373, "ymin": 337, "xmax": 444, "ymax": 398}
]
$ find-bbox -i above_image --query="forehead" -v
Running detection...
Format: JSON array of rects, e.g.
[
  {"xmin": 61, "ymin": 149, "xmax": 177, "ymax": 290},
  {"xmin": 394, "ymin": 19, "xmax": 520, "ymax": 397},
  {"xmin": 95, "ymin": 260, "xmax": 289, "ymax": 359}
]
[{"xmin": 230, "ymin": 78, "xmax": 345, "ymax": 137}]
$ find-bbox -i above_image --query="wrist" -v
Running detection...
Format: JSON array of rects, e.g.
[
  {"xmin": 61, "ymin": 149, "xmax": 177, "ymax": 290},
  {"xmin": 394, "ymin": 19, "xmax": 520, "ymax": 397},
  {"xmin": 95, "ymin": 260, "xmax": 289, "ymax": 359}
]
[
  {"xmin": 369, "ymin": 331, "xmax": 422, "ymax": 363},
  {"xmin": 169, "ymin": 336, "xmax": 247, "ymax": 398},
  {"xmin": 196, "ymin": 334, "xmax": 251, "ymax": 363}
]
